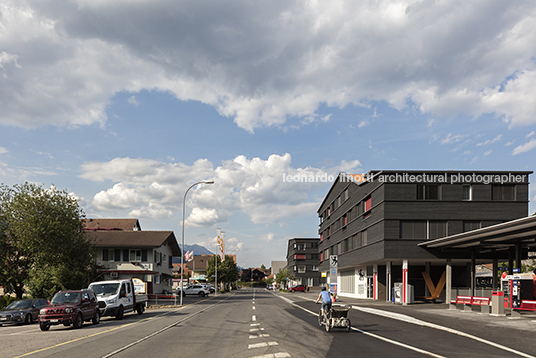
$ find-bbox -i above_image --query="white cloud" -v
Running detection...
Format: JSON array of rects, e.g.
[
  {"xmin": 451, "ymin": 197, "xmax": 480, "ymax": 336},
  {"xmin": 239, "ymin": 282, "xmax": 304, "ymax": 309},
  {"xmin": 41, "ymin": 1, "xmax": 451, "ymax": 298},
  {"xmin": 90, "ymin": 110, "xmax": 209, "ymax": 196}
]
[
  {"xmin": 2, "ymin": 1, "xmax": 536, "ymax": 131},
  {"xmin": 476, "ymin": 134, "xmax": 502, "ymax": 146},
  {"xmin": 512, "ymin": 138, "xmax": 536, "ymax": 155},
  {"xmin": 80, "ymin": 153, "xmax": 359, "ymax": 226},
  {"xmin": 526, "ymin": 131, "xmax": 535, "ymax": 138},
  {"xmin": 440, "ymin": 133, "xmax": 463, "ymax": 145},
  {"xmin": 0, "ymin": 147, "xmax": 8, "ymax": 154},
  {"xmin": 128, "ymin": 96, "xmax": 139, "ymax": 106}
]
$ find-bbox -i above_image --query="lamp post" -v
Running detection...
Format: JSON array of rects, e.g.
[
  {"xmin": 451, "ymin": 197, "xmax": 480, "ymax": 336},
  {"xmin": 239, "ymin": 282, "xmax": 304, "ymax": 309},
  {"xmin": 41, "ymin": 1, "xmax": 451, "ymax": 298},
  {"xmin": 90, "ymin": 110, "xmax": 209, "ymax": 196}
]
[{"xmin": 180, "ymin": 180, "xmax": 214, "ymax": 306}]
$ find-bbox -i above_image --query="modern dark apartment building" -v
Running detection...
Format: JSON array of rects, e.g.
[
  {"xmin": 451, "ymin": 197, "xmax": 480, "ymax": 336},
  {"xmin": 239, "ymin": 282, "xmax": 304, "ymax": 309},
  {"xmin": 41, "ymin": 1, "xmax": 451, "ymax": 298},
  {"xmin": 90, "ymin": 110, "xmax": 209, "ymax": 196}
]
[
  {"xmin": 286, "ymin": 238, "xmax": 321, "ymax": 287},
  {"xmin": 317, "ymin": 170, "xmax": 532, "ymax": 303}
]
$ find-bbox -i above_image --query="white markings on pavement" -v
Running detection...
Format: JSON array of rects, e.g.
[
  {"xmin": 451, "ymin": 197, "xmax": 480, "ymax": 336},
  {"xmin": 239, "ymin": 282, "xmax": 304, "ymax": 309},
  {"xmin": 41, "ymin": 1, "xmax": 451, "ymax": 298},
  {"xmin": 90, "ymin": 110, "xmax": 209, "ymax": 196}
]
[
  {"xmin": 276, "ymin": 294, "xmax": 445, "ymax": 358},
  {"xmin": 248, "ymin": 291, "xmax": 291, "ymax": 357},
  {"xmin": 249, "ymin": 334, "xmax": 270, "ymax": 339},
  {"xmin": 353, "ymin": 306, "xmax": 536, "ymax": 358},
  {"xmin": 248, "ymin": 342, "xmax": 278, "ymax": 349}
]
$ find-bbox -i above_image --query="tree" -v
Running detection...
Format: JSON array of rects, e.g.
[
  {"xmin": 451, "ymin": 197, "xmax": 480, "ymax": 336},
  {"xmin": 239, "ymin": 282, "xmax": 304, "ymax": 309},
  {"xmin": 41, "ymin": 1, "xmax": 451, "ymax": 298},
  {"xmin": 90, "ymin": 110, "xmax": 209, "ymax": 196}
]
[
  {"xmin": 0, "ymin": 182, "xmax": 99, "ymax": 299},
  {"xmin": 260, "ymin": 264, "xmax": 266, "ymax": 271},
  {"xmin": 275, "ymin": 267, "xmax": 293, "ymax": 287},
  {"xmin": 206, "ymin": 255, "xmax": 239, "ymax": 287},
  {"xmin": 240, "ymin": 268, "xmax": 252, "ymax": 282}
]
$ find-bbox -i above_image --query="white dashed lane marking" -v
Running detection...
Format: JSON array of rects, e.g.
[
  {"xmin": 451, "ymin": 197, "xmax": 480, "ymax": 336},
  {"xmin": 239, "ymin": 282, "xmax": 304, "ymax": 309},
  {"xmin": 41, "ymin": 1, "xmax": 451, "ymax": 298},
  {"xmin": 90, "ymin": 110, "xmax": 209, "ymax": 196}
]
[{"xmin": 248, "ymin": 290, "xmax": 291, "ymax": 357}]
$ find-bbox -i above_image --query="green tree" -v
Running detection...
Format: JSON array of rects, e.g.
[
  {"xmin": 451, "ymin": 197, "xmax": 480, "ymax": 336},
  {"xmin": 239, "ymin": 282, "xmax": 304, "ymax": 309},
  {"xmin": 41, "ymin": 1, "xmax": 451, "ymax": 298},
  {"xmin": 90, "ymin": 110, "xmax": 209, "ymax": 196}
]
[
  {"xmin": 206, "ymin": 255, "xmax": 239, "ymax": 287},
  {"xmin": 260, "ymin": 264, "xmax": 266, "ymax": 271},
  {"xmin": 275, "ymin": 267, "xmax": 293, "ymax": 286},
  {"xmin": 0, "ymin": 182, "xmax": 99, "ymax": 299}
]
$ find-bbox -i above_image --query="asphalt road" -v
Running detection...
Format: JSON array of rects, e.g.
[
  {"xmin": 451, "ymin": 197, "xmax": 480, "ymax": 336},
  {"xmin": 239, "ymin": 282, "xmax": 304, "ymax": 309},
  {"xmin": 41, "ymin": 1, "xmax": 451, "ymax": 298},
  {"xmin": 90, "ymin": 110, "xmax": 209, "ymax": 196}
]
[{"xmin": 1, "ymin": 289, "xmax": 535, "ymax": 358}]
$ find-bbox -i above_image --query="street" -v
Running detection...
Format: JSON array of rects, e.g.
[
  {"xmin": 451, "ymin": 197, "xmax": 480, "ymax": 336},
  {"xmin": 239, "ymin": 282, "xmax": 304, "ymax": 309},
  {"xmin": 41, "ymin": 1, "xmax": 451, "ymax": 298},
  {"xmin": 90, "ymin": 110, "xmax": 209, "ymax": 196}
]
[{"xmin": 1, "ymin": 289, "xmax": 535, "ymax": 358}]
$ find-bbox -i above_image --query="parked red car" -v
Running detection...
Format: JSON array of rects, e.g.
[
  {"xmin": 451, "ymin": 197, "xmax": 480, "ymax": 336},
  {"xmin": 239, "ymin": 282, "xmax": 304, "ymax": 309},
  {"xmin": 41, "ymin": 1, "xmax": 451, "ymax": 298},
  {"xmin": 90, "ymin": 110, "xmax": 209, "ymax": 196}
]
[
  {"xmin": 38, "ymin": 289, "xmax": 100, "ymax": 331},
  {"xmin": 289, "ymin": 285, "xmax": 308, "ymax": 293}
]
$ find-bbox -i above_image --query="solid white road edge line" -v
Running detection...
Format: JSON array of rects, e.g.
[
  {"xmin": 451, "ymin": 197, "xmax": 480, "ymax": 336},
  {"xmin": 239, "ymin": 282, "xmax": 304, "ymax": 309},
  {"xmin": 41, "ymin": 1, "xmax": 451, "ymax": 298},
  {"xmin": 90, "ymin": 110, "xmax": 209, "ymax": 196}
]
[
  {"xmin": 277, "ymin": 294, "xmax": 445, "ymax": 358},
  {"xmin": 286, "ymin": 294, "xmax": 536, "ymax": 358}
]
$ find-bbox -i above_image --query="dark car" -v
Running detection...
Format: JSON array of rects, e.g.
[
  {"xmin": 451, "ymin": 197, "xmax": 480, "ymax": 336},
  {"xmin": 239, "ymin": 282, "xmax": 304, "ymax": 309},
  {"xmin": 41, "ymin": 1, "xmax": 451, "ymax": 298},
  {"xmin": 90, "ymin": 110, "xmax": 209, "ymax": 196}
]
[
  {"xmin": 0, "ymin": 299, "xmax": 48, "ymax": 326},
  {"xmin": 289, "ymin": 285, "xmax": 307, "ymax": 293},
  {"xmin": 38, "ymin": 289, "xmax": 100, "ymax": 331}
]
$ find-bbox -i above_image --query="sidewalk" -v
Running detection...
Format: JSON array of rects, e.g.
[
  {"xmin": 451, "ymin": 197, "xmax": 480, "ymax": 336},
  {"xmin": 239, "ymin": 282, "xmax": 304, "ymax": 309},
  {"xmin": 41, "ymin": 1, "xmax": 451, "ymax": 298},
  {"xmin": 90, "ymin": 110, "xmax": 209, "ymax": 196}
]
[{"xmin": 282, "ymin": 290, "xmax": 536, "ymax": 352}]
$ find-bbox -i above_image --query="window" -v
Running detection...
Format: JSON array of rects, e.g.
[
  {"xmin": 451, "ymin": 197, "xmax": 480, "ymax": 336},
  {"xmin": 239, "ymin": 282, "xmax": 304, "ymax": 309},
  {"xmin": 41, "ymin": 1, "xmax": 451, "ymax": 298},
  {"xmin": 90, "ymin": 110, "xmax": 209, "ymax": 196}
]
[
  {"xmin": 331, "ymin": 244, "xmax": 338, "ymax": 255},
  {"xmin": 343, "ymin": 188, "xmax": 349, "ymax": 201},
  {"xmin": 297, "ymin": 266, "xmax": 306, "ymax": 273},
  {"xmin": 400, "ymin": 220, "xmax": 447, "ymax": 239},
  {"xmin": 417, "ymin": 184, "xmax": 440, "ymax": 200},
  {"xmin": 311, "ymin": 253, "xmax": 319, "ymax": 260},
  {"xmin": 362, "ymin": 230, "xmax": 368, "ymax": 245},
  {"xmin": 130, "ymin": 249, "xmax": 142, "ymax": 262},
  {"xmin": 320, "ymin": 233, "xmax": 323, "ymax": 242},
  {"xmin": 312, "ymin": 265, "xmax": 319, "ymax": 271},
  {"xmin": 464, "ymin": 221, "xmax": 481, "ymax": 232},
  {"xmin": 400, "ymin": 221, "xmax": 427, "ymax": 239},
  {"xmin": 295, "ymin": 243, "xmax": 305, "ymax": 250},
  {"xmin": 492, "ymin": 185, "xmax": 515, "ymax": 201},
  {"xmin": 343, "ymin": 214, "xmax": 348, "ymax": 226},
  {"xmin": 320, "ymin": 252, "xmax": 323, "ymax": 261},
  {"xmin": 102, "ymin": 249, "xmax": 114, "ymax": 262},
  {"xmin": 429, "ymin": 221, "xmax": 447, "ymax": 240},
  {"xmin": 462, "ymin": 185, "xmax": 472, "ymax": 201},
  {"xmin": 294, "ymin": 254, "xmax": 306, "ymax": 260},
  {"xmin": 363, "ymin": 196, "xmax": 372, "ymax": 212}
]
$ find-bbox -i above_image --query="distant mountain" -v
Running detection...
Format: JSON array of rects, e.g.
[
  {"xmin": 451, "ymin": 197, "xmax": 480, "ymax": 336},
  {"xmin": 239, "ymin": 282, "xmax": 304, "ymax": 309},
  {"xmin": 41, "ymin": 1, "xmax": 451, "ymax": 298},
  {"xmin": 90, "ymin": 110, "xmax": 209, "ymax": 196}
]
[{"xmin": 172, "ymin": 244, "xmax": 214, "ymax": 263}]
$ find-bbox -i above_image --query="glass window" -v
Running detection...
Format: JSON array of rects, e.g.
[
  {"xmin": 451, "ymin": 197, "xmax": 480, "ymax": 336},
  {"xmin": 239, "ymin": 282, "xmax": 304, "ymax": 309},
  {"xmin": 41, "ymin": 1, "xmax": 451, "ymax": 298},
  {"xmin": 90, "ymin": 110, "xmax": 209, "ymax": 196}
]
[
  {"xmin": 462, "ymin": 185, "xmax": 472, "ymax": 201},
  {"xmin": 463, "ymin": 221, "xmax": 482, "ymax": 232},
  {"xmin": 417, "ymin": 184, "xmax": 440, "ymax": 200},
  {"xmin": 130, "ymin": 249, "xmax": 142, "ymax": 262},
  {"xmin": 429, "ymin": 221, "xmax": 447, "ymax": 239},
  {"xmin": 400, "ymin": 221, "xmax": 427, "ymax": 239},
  {"xmin": 492, "ymin": 185, "xmax": 515, "ymax": 201}
]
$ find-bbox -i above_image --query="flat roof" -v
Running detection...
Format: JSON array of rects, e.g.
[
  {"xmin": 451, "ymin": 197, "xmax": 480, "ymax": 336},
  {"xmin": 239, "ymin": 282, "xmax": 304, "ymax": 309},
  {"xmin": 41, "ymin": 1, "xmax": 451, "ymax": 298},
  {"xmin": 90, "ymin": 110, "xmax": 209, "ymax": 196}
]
[{"xmin": 419, "ymin": 215, "xmax": 536, "ymax": 251}]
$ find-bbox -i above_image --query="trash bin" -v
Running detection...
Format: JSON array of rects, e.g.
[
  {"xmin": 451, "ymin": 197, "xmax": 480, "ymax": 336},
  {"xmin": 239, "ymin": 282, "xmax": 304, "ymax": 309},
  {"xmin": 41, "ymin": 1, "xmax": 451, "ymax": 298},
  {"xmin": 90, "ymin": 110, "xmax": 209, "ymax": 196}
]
[{"xmin": 491, "ymin": 291, "xmax": 505, "ymax": 316}]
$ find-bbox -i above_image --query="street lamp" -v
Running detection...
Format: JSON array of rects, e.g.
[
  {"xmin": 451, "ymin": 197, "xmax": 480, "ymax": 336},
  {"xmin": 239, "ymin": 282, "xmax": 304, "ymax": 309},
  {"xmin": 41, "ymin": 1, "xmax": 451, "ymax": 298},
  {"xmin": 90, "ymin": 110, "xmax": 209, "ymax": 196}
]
[{"xmin": 180, "ymin": 180, "xmax": 214, "ymax": 306}]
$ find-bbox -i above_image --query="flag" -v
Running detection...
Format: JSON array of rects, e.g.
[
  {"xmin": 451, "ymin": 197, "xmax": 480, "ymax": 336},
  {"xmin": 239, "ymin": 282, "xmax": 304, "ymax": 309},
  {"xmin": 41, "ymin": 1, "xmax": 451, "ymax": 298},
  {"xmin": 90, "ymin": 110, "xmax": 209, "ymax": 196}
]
[
  {"xmin": 188, "ymin": 251, "xmax": 194, "ymax": 262},
  {"xmin": 184, "ymin": 251, "xmax": 192, "ymax": 262}
]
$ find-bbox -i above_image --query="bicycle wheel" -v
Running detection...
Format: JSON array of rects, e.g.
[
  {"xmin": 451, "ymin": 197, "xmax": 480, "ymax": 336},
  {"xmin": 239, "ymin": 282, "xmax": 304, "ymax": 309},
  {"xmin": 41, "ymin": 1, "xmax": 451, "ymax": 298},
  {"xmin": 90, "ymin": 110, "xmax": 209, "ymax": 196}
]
[{"xmin": 318, "ymin": 312, "xmax": 323, "ymax": 326}]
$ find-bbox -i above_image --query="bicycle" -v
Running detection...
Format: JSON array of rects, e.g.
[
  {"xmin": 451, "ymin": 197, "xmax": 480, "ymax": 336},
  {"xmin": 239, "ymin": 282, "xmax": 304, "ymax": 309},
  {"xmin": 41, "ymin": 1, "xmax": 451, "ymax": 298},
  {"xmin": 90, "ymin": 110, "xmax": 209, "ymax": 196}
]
[{"xmin": 317, "ymin": 302, "xmax": 351, "ymax": 332}]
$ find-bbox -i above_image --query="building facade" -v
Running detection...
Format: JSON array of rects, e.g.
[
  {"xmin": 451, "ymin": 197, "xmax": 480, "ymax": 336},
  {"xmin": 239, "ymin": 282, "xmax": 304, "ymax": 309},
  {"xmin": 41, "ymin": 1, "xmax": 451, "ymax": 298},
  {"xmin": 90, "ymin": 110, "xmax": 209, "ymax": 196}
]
[
  {"xmin": 317, "ymin": 170, "xmax": 531, "ymax": 302},
  {"xmin": 85, "ymin": 219, "xmax": 180, "ymax": 295},
  {"xmin": 286, "ymin": 238, "xmax": 321, "ymax": 287}
]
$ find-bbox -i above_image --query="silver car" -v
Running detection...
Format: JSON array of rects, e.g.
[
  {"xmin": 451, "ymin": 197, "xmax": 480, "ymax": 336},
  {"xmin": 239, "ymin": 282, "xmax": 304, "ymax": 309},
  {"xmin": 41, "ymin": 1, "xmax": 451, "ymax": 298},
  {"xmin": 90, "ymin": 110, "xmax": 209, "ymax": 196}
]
[
  {"xmin": 178, "ymin": 285, "xmax": 210, "ymax": 297},
  {"xmin": 0, "ymin": 298, "xmax": 48, "ymax": 326}
]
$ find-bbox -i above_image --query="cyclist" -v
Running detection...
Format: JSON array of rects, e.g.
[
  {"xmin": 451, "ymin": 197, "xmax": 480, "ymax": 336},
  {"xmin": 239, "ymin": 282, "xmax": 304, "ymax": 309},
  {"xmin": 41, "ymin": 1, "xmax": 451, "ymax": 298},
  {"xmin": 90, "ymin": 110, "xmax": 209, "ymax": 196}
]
[{"xmin": 315, "ymin": 286, "xmax": 332, "ymax": 317}]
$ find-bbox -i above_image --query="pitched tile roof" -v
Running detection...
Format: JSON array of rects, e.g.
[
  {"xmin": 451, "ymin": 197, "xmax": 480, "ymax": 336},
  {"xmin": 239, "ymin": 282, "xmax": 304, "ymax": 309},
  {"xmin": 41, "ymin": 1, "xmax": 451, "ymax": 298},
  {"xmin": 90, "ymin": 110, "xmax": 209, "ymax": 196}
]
[
  {"xmin": 83, "ymin": 218, "xmax": 141, "ymax": 231},
  {"xmin": 86, "ymin": 230, "xmax": 180, "ymax": 256}
]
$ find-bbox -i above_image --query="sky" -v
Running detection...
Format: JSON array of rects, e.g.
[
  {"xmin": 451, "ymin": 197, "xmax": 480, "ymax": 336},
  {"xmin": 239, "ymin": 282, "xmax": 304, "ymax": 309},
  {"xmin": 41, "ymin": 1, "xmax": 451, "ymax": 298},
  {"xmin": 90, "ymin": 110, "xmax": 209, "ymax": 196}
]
[{"xmin": 1, "ymin": 0, "xmax": 536, "ymax": 268}]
